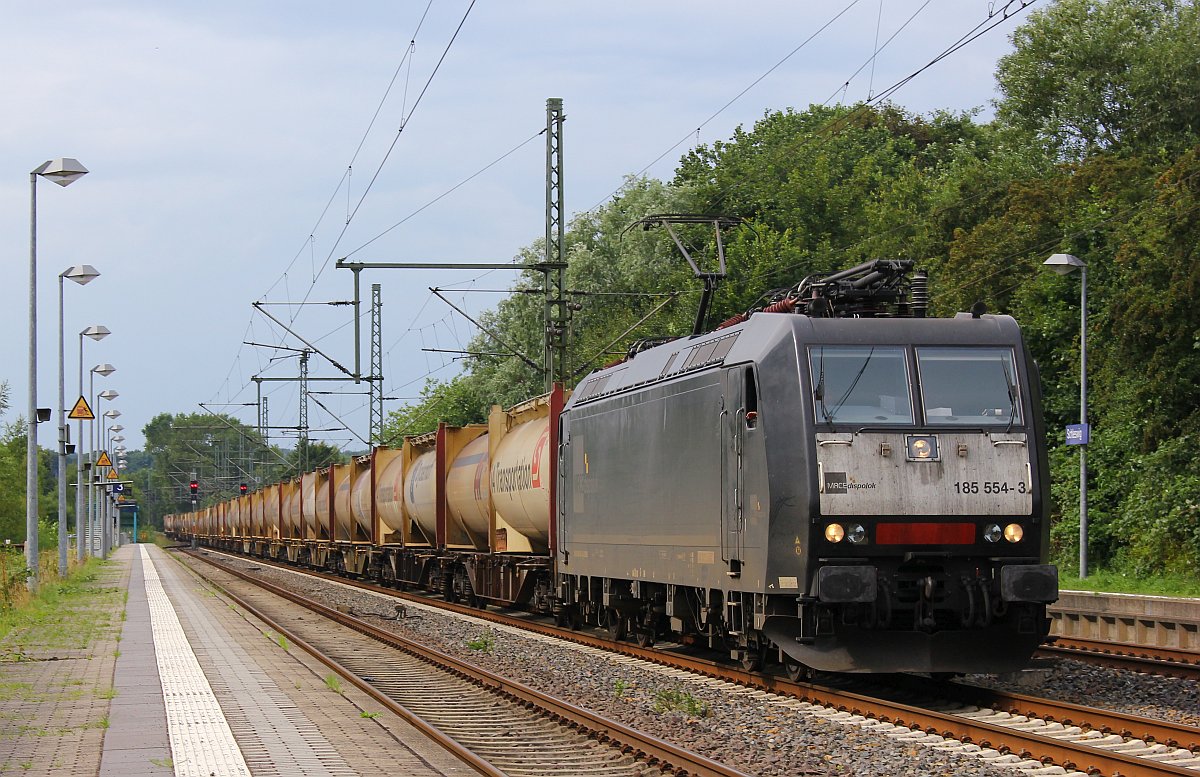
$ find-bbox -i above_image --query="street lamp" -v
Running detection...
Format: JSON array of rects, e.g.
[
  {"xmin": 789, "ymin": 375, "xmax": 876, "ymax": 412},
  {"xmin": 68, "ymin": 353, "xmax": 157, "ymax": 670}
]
[
  {"xmin": 98, "ymin": 400, "xmax": 119, "ymax": 558},
  {"xmin": 1042, "ymin": 252, "xmax": 1088, "ymax": 578},
  {"xmin": 27, "ymin": 157, "xmax": 89, "ymax": 590},
  {"xmin": 76, "ymin": 327, "xmax": 109, "ymax": 561},
  {"xmin": 102, "ymin": 414, "xmax": 121, "ymax": 552},
  {"xmin": 88, "ymin": 365, "xmax": 114, "ymax": 554},
  {"xmin": 57, "ymin": 266, "xmax": 100, "ymax": 575}
]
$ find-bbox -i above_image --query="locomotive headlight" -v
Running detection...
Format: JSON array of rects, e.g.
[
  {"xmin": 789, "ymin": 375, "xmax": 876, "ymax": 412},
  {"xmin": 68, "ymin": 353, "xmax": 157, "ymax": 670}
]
[
  {"xmin": 1004, "ymin": 523, "xmax": 1024, "ymax": 543},
  {"xmin": 846, "ymin": 524, "xmax": 866, "ymax": 544},
  {"xmin": 983, "ymin": 523, "xmax": 1003, "ymax": 543},
  {"xmin": 824, "ymin": 523, "xmax": 845, "ymax": 543},
  {"xmin": 906, "ymin": 435, "xmax": 939, "ymax": 461}
]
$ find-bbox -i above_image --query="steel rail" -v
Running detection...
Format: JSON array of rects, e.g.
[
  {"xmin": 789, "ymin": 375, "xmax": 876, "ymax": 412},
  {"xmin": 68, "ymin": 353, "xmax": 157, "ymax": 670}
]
[
  {"xmin": 1041, "ymin": 636, "xmax": 1200, "ymax": 681},
  {"xmin": 182, "ymin": 549, "xmax": 750, "ymax": 777},
  {"xmin": 173, "ymin": 551, "xmax": 505, "ymax": 777}
]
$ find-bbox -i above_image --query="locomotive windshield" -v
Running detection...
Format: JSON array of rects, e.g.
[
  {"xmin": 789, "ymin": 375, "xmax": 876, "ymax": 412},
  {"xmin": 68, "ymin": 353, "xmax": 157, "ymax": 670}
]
[
  {"xmin": 809, "ymin": 345, "xmax": 1023, "ymax": 426},
  {"xmin": 916, "ymin": 347, "xmax": 1022, "ymax": 426},
  {"xmin": 809, "ymin": 346, "xmax": 913, "ymax": 424}
]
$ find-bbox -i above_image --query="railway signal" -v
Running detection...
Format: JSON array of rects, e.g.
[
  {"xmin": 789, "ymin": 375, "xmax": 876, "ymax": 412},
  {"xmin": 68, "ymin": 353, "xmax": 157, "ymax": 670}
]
[
  {"xmin": 189, "ymin": 479, "xmax": 199, "ymax": 496},
  {"xmin": 239, "ymin": 483, "xmax": 248, "ymax": 495}
]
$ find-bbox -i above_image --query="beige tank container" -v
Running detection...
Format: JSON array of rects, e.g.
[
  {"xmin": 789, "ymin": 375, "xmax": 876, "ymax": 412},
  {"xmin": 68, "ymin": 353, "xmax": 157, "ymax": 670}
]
[
  {"xmin": 300, "ymin": 472, "xmax": 316, "ymax": 538},
  {"xmin": 374, "ymin": 448, "xmax": 407, "ymax": 542},
  {"xmin": 281, "ymin": 482, "xmax": 301, "ymax": 539},
  {"xmin": 404, "ymin": 448, "xmax": 438, "ymax": 543},
  {"xmin": 314, "ymin": 471, "xmax": 331, "ymax": 539},
  {"xmin": 445, "ymin": 433, "xmax": 491, "ymax": 545},
  {"xmin": 331, "ymin": 463, "xmax": 353, "ymax": 540},
  {"xmin": 489, "ymin": 415, "xmax": 553, "ymax": 552},
  {"xmin": 350, "ymin": 462, "xmax": 373, "ymax": 541},
  {"xmin": 264, "ymin": 486, "xmax": 281, "ymax": 539},
  {"xmin": 250, "ymin": 491, "xmax": 265, "ymax": 537}
]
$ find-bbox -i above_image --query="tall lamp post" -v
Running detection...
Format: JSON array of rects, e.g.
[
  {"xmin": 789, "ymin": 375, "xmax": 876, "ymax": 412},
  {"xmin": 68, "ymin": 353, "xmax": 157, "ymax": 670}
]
[
  {"xmin": 58, "ymin": 266, "xmax": 100, "ymax": 575},
  {"xmin": 98, "ymin": 403, "xmax": 119, "ymax": 558},
  {"xmin": 1042, "ymin": 252, "xmax": 1089, "ymax": 578},
  {"xmin": 27, "ymin": 158, "xmax": 89, "ymax": 590},
  {"xmin": 77, "ymin": 328, "xmax": 110, "ymax": 561},
  {"xmin": 88, "ymin": 365, "xmax": 115, "ymax": 554},
  {"xmin": 111, "ymin": 439, "xmax": 126, "ymax": 546}
]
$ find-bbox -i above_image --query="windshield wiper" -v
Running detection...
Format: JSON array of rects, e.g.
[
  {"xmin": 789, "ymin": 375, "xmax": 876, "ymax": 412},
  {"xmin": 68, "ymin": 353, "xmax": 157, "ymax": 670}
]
[{"xmin": 1002, "ymin": 360, "xmax": 1018, "ymax": 433}]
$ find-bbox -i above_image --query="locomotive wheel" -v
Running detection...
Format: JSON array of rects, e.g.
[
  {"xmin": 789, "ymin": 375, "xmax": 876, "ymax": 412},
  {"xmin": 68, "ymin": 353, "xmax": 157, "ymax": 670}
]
[
  {"xmin": 783, "ymin": 655, "xmax": 810, "ymax": 682},
  {"xmin": 634, "ymin": 628, "xmax": 654, "ymax": 648},
  {"xmin": 740, "ymin": 638, "xmax": 767, "ymax": 672},
  {"xmin": 604, "ymin": 609, "xmax": 627, "ymax": 641}
]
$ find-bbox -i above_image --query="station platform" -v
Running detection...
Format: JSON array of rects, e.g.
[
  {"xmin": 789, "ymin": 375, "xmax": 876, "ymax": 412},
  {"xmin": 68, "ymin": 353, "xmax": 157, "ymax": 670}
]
[{"xmin": 3, "ymin": 543, "xmax": 471, "ymax": 777}]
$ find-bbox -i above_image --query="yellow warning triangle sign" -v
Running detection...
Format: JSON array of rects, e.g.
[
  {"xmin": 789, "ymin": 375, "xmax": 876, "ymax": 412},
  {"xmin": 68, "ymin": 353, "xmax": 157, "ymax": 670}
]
[
  {"xmin": 95, "ymin": 451, "xmax": 113, "ymax": 468},
  {"xmin": 68, "ymin": 396, "xmax": 95, "ymax": 420},
  {"xmin": 107, "ymin": 469, "xmax": 119, "ymax": 479}
]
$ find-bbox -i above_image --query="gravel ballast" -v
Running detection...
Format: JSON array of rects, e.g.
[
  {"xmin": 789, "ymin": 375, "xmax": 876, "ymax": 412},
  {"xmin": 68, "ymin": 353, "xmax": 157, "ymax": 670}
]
[{"xmin": 196, "ymin": 552, "xmax": 1195, "ymax": 777}]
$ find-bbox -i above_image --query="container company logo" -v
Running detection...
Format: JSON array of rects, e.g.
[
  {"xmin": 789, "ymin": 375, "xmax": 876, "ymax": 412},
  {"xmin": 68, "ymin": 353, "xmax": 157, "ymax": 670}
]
[
  {"xmin": 493, "ymin": 459, "xmax": 534, "ymax": 494},
  {"xmin": 823, "ymin": 471, "xmax": 876, "ymax": 494}
]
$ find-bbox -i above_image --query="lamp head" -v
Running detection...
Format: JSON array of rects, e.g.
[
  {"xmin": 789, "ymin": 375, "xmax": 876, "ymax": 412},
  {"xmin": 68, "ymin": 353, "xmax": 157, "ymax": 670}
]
[
  {"xmin": 35, "ymin": 158, "xmax": 89, "ymax": 187},
  {"xmin": 99, "ymin": 389, "xmax": 119, "ymax": 400},
  {"xmin": 61, "ymin": 264, "xmax": 100, "ymax": 285},
  {"xmin": 104, "ymin": 409, "xmax": 121, "ymax": 419},
  {"xmin": 109, "ymin": 424, "xmax": 124, "ymax": 432},
  {"xmin": 93, "ymin": 363, "xmax": 116, "ymax": 377},
  {"xmin": 1043, "ymin": 253, "xmax": 1085, "ymax": 276},
  {"xmin": 82, "ymin": 325, "xmax": 110, "ymax": 341}
]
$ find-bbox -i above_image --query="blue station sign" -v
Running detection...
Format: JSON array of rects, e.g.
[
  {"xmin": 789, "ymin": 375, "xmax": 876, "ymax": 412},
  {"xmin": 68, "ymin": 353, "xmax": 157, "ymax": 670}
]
[{"xmin": 1065, "ymin": 423, "xmax": 1090, "ymax": 445}]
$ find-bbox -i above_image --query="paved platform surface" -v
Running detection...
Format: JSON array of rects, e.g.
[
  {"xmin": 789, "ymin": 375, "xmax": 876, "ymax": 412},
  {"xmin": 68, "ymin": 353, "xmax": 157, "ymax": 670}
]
[{"xmin": 2, "ymin": 544, "xmax": 471, "ymax": 776}]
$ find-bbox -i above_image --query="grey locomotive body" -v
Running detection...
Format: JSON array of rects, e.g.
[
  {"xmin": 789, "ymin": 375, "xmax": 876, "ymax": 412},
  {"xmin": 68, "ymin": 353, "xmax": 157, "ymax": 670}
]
[{"xmin": 557, "ymin": 310, "xmax": 1058, "ymax": 674}]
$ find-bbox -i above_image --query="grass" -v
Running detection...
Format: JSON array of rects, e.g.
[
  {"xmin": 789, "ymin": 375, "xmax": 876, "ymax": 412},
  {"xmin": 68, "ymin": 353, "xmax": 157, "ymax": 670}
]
[
  {"xmin": 0, "ymin": 557, "xmax": 118, "ymax": 656},
  {"xmin": 652, "ymin": 687, "xmax": 710, "ymax": 717},
  {"xmin": 613, "ymin": 678, "xmax": 630, "ymax": 698},
  {"xmin": 359, "ymin": 711, "xmax": 380, "ymax": 719},
  {"xmin": 1058, "ymin": 567, "xmax": 1200, "ymax": 597},
  {"xmin": 466, "ymin": 629, "xmax": 496, "ymax": 653},
  {"xmin": 323, "ymin": 674, "xmax": 343, "ymax": 694}
]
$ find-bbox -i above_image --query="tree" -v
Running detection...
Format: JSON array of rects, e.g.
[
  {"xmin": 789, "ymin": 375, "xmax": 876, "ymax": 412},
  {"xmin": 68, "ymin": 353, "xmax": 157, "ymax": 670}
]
[{"xmin": 995, "ymin": 0, "xmax": 1200, "ymax": 158}]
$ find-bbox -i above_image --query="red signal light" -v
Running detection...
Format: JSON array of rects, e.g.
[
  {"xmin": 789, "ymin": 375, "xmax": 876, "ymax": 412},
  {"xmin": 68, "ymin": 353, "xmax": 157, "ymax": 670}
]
[
  {"xmin": 239, "ymin": 483, "xmax": 248, "ymax": 495},
  {"xmin": 189, "ymin": 479, "xmax": 199, "ymax": 495}
]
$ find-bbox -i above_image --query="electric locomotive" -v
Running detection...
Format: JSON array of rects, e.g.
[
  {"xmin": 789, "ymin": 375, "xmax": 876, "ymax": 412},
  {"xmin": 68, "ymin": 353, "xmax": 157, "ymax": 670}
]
[{"xmin": 555, "ymin": 259, "xmax": 1058, "ymax": 674}]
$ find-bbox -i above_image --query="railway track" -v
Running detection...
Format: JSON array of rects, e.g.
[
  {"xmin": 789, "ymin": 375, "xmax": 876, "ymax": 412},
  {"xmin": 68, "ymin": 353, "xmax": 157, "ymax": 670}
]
[
  {"xmin": 182, "ymin": 547, "xmax": 1200, "ymax": 776},
  {"xmin": 1039, "ymin": 636, "xmax": 1200, "ymax": 680},
  {"xmin": 175, "ymin": 548, "xmax": 749, "ymax": 777}
]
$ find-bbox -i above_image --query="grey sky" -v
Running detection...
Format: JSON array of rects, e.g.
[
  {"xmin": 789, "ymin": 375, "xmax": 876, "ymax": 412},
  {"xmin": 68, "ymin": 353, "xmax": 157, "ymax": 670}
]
[{"xmin": 0, "ymin": 1, "xmax": 1034, "ymax": 453}]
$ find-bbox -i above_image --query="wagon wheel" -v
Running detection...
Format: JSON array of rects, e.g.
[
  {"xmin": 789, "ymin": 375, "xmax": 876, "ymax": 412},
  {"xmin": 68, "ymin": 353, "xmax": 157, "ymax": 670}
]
[{"xmin": 634, "ymin": 628, "xmax": 655, "ymax": 648}]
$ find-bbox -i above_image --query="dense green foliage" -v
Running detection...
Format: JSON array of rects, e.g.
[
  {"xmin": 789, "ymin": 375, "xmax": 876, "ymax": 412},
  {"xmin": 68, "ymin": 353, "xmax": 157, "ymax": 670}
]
[{"xmin": 381, "ymin": 0, "xmax": 1200, "ymax": 581}]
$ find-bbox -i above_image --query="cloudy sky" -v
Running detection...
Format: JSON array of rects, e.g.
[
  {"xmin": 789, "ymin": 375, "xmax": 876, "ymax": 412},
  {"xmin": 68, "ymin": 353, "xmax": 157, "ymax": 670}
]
[{"xmin": 0, "ymin": 0, "xmax": 1037, "ymax": 454}]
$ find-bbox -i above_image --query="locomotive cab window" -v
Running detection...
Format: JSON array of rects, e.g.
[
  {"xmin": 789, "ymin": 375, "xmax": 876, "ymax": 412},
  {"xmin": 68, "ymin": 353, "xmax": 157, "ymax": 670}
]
[
  {"xmin": 916, "ymin": 347, "xmax": 1022, "ymax": 426},
  {"xmin": 808, "ymin": 346, "xmax": 913, "ymax": 424}
]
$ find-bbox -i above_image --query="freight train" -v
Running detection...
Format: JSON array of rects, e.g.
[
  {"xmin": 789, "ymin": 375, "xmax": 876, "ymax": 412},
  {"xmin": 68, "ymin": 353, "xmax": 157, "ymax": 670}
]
[{"xmin": 168, "ymin": 260, "xmax": 1058, "ymax": 675}]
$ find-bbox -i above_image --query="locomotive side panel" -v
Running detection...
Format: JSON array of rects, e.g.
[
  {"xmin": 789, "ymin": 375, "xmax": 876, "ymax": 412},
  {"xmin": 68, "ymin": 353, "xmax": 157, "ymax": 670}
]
[{"xmin": 561, "ymin": 370, "xmax": 755, "ymax": 591}]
